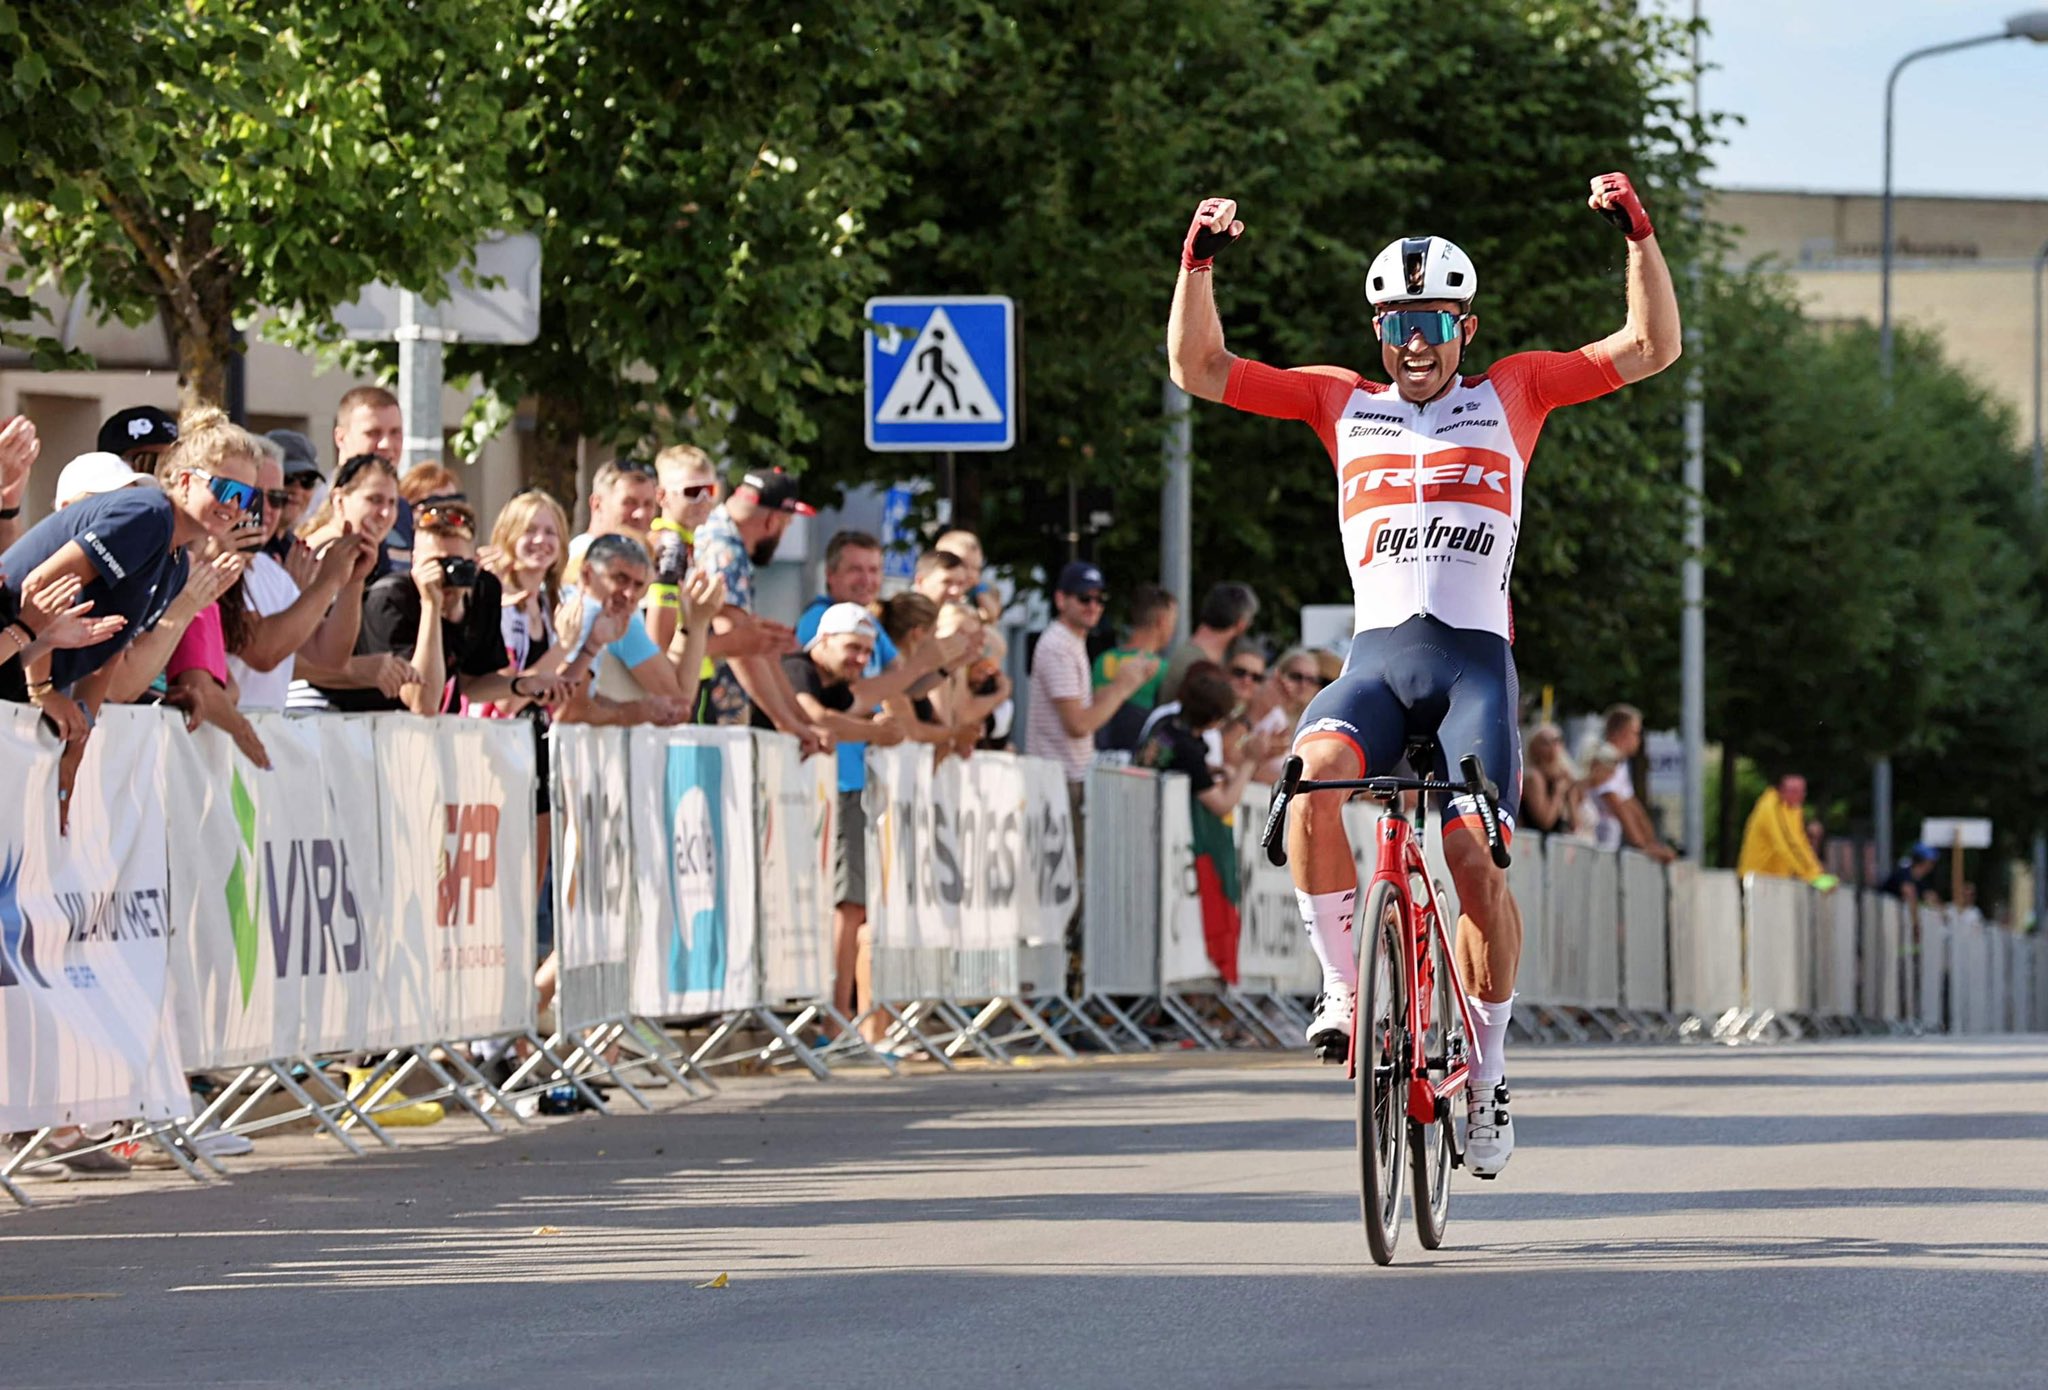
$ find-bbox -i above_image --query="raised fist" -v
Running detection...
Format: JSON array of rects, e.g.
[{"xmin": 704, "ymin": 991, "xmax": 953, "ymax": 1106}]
[{"xmin": 1183, "ymin": 197, "xmax": 1243, "ymax": 272}]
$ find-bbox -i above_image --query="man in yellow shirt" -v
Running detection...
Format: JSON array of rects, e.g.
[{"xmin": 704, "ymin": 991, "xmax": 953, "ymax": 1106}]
[{"xmin": 1737, "ymin": 773, "xmax": 1836, "ymax": 888}]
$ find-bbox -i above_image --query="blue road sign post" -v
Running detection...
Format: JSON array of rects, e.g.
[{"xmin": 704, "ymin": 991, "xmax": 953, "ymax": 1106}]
[{"xmin": 865, "ymin": 295, "xmax": 1016, "ymax": 452}]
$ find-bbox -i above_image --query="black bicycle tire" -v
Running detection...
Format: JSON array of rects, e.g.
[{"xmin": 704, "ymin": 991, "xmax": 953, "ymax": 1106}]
[
  {"xmin": 1410, "ymin": 911, "xmax": 1457, "ymax": 1250},
  {"xmin": 1357, "ymin": 879, "xmax": 1408, "ymax": 1266}
]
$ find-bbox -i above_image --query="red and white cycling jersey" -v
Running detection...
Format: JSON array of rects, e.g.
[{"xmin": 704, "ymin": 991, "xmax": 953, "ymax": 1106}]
[{"xmin": 1224, "ymin": 347, "xmax": 1622, "ymax": 640}]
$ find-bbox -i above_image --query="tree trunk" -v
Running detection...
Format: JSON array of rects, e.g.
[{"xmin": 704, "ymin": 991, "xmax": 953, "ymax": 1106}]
[
  {"xmin": 166, "ymin": 211, "xmax": 239, "ymax": 414},
  {"xmin": 952, "ymin": 455, "xmax": 983, "ymax": 534},
  {"xmin": 530, "ymin": 392, "xmax": 584, "ymax": 519}
]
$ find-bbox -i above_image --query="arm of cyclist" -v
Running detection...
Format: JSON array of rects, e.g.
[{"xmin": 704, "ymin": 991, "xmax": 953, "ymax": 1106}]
[
  {"xmin": 1584, "ymin": 172, "xmax": 1683, "ymax": 384},
  {"xmin": 1166, "ymin": 197, "xmax": 1244, "ymax": 402}
]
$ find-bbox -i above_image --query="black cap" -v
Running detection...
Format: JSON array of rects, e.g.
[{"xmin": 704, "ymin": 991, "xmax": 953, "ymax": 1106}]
[
  {"xmin": 266, "ymin": 428, "xmax": 322, "ymax": 478},
  {"xmin": 97, "ymin": 405, "xmax": 178, "ymax": 456},
  {"xmin": 738, "ymin": 467, "xmax": 814, "ymax": 516},
  {"xmin": 1056, "ymin": 560, "xmax": 1106, "ymax": 596}
]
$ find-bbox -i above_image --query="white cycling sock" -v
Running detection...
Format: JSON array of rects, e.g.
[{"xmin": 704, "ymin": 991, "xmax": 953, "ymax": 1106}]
[
  {"xmin": 1467, "ymin": 994, "xmax": 1513, "ymax": 1090},
  {"xmin": 1296, "ymin": 888, "xmax": 1357, "ymax": 993}
]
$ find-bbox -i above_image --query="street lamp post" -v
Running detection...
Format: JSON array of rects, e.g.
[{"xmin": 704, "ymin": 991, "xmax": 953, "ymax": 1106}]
[
  {"xmin": 2035, "ymin": 235, "xmax": 2048, "ymax": 932},
  {"xmin": 1873, "ymin": 10, "xmax": 2048, "ymax": 873}
]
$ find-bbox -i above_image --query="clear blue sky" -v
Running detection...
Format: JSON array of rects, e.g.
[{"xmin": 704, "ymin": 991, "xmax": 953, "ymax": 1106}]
[{"xmin": 1690, "ymin": 1, "xmax": 2048, "ymax": 197}]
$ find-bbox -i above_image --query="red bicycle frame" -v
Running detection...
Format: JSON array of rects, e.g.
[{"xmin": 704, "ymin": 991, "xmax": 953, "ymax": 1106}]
[{"xmin": 1347, "ymin": 805, "xmax": 1483, "ymax": 1128}]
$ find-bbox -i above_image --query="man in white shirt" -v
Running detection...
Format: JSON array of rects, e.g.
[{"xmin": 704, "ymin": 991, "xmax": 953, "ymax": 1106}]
[
  {"xmin": 229, "ymin": 444, "xmax": 377, "ymax": 710},
  {"xmin": 1026, "ymin": 561, "xmax": 1158, "ymax": 825}
]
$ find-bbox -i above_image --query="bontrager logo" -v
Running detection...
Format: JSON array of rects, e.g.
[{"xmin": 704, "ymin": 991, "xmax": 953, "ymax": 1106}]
[
  {"xmin": 1339, "ymin": 448, "xmax": 1513, "ymax": 519},
  {"xmin": 438, "ymin": 804, "xmax": 500, "ymax": 928}
]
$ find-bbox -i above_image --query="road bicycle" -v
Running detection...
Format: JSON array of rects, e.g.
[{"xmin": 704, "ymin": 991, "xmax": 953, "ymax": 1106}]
[{"xmin": 1259, "ymin": 746, "xmax": 1511, "ymax": 1265}]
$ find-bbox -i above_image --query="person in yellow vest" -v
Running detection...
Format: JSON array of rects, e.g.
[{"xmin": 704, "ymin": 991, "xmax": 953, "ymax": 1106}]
[{"xmin": 1737, "ymin": 772, "xmax": 1838, "ymax": 889}]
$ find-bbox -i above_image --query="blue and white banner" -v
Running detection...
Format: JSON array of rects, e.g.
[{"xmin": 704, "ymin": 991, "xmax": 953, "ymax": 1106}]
[
  {"xmin": 629, "ymin": 727, "xmax": 757, "ymax": 1018},
  {"xmin": 551, "ymin": 725, "xmax": 639, "ymax": 1032},
  {"xmin": 0, "ymin": 705, "xmax": 188, "ymax": 1130}
]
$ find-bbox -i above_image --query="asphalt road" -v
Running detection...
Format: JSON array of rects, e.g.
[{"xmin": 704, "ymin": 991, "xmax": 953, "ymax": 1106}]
[{"xmin": 5, "ymin": 1037, "xmax": 2046, "ymax": 1389}]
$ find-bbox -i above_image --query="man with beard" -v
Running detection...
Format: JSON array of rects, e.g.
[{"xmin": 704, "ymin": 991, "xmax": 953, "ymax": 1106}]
[{"xmin": 690, "ymin": 468, "xmax": 827, "ymax": 749}]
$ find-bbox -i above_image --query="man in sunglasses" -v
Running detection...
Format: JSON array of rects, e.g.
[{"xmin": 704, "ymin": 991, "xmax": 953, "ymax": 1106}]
[
  {"xmin": 265, "ymin": 428, "xmax": 326, "ymax": 544},
  {"xmin": 1167, "ymin": 172, "xmax": 1682, "ymax": 1178},
  {"xmin": 644, "ymin": 445, "xmax": 720, "ymax": 650}
]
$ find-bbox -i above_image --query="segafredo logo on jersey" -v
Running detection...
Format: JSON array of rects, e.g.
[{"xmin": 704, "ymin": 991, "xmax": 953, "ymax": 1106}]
[
  {"xmin": 1339, "ymin": 447, "xmax": 1514, "ymax": 520},
  {"xmin": 1362, "ymin": 516, "xmax": 1500, "ymax": 564}
]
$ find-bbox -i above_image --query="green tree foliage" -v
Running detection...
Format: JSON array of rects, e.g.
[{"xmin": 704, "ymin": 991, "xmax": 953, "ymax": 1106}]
[
  {"xmin": 451, "ymin": 0, "xmax": 986, "ymax": 503},
  {"xmin": 0, "ymin": 0, "xmax": 526, "ymax": 409},
  {"xmin": 1698, "ymin": 268, "xmax": 2048, "ymax": 853}
]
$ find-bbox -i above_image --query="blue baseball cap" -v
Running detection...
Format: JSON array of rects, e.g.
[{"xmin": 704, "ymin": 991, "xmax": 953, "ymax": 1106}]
[
  {"xmin": 1910, "ymin": 842, "xmax": 1939, "ymax": 862},
  {"xmin": 1056, "ymin": 561, "xmax": 1105, "ymax": 596}
]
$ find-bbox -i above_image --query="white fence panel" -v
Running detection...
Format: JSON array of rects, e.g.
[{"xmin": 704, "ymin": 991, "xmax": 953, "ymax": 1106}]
[
  {"xmin": 627, "ymin": 725, "xmax": 758, "ymax": 1019},
  {"xmin": 2005, "ymin": 931, "xmax": 2031, "ymax": 1034},
  {"xmin": 1812, "ymin": 888, "xmax": 1858, "ymax": 1019},
  {"xmin": 1541, "ymin": 839, "xmax": 1620, "ymax": 1009},
  {"xmin": 1236, "ymin": 783, "xmax": 1319, "ymax": 993},
  {"xmin": 1156, "ymin": 774, "xmax": 1211, "ymax": 990},
  {"xmin": 169, "ymin": 714, "xmax": 389, "ymax": 1068},
  {"xmin": 1670, "ymin": 863, "xmax": 1742, "ymax": 1019},
  {"xmin": 375, "ymin": 718, "xmax": 536, "ymax": 1041},
  {"xmin": 1508, "ymin": 832, "xmax": 1550, "ymax": 1005},
  {"xmin": 1744, "ymin": 875, "xmax": 1811, "ymax": 1016},
  {"xmin": 550, "ymin": 725, "xmax": 638, "ymax": 1032},
  {"xmin": 0, "ymin": 706, "xmax": 188, "ymax": 1131},
  {"xmin": 1084, "ymin": 765, "xmax": 1161, "ymax": 996},
  {"xmin": 753, "ymin": 731, "xmax": 836, "ymax": 1007},
  {"xmin": 1917, "ymin": 908, "xmax": 1948, "ymax": 1031},
  {"xmin": 1619, "ymin": 848, "xmax": 1668, "ymax": 1013}
]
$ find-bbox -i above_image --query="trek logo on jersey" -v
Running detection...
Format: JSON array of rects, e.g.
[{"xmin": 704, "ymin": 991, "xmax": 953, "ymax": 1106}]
[
  {"xmin": 1362, "ymin": 516, "xmax": 1499, "ymax": 565},
  {"xmin": 1339, "ymin": 447, "xmax": 1514, "ymax": 520}
]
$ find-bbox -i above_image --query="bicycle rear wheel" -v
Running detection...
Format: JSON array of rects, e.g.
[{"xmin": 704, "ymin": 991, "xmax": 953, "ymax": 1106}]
[
  {"xmin": 1356, "ymin": 880, "xmax": 1408, "ymax": 1266},
  {"xmin": 1410, "ymin": 912, "xmax": 1461, "ymax": 1249}
]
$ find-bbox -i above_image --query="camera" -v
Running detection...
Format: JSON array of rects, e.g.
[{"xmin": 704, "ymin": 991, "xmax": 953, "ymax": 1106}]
[{"xmin": 440, "ymin": 556, "xmax": 479, "ymax": 590}]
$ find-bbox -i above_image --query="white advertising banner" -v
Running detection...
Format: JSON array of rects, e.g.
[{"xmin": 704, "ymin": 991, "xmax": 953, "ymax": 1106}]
[
  {"xmin": 550, "ymin": 724, "xmax": 639, "ymax": 1032},
  {"xmin": 376, "ymin": 719, "xmax": 536, "ymax": 1041},
  {"xmin": 754, "ymin": 730, "xmax": 835, "ymax": 1005},
  {"xmin": 167, "ymin": 714, "xmax": 388, "ymax": 1069},
  {"xmin": 0, "ymin": 706, "xmax": 188, "ymax": 1129},
  {"xmin": 627, "ymin": 726, "xmax": 759, "ymax": 1019},
  {"xmin": 864, "ymin": 742, "xmax": 940, "ymax": 952},
  {"xmin": 1156, "ymin": 773, "xmax": 1213, "ymax": 989},
  {"xmin": 1235, "ymin": 783, "xmax": 1321, "ymax": 993},
  {"xmin": 1014, "ymin": 754, "xmax": 1080, "ymax": 951}
]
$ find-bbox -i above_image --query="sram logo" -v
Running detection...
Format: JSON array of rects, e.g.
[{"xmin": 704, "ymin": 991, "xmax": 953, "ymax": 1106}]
[
  {"xmin": 437, "ymin": 804, "xmax": 500, "ymax": 928},
  {"xmin": 1340, "ymin": 448, "xmax": 1515, "ymax": 519}
]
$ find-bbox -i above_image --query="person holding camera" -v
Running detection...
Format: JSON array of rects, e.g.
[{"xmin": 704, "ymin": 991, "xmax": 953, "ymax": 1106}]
[{"xmin": 314, "ymin": 500, "xmax": 567, "ymax": 715}]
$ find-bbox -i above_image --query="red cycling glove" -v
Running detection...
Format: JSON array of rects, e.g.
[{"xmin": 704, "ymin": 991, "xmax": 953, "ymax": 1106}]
[
  {"xmin": 1590, "ymin": 172, "xmax": 1655, "ymax": 243},
  {"xmin": 1182, "ymin": 197, "xmax": 1242, "ymax": 272}
]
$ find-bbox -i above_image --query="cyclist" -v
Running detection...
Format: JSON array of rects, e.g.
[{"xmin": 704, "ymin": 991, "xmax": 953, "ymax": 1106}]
[{"xmin": 1165, "ymin": 173, "xmax": 1681, "ymax": 1176}]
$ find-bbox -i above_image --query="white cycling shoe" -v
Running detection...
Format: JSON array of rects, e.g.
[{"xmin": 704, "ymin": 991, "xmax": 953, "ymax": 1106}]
[
  {"xmin": 1464, "ymin": 1080, "xmax": 1514, "ymax": 1178},
  {"xmin": 1306, "ymin": 990, "xmax": 1353, "ymax": 1061}
]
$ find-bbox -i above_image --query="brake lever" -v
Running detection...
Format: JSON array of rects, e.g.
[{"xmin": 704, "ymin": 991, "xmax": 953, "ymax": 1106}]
[
  {"xmin": 1261, "ymin": 755, "xmax": 1301, "ymax": 867},
  {"xmin": 1458, "ymin": 753, "xmax": 1512, "ymax": 870}
]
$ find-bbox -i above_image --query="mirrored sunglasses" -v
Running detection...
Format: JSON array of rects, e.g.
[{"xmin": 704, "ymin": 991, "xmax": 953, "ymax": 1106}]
[
  {"xmin": 1376, "ymin": 308, "xmax": 1463, "ymax": 347},
  {"xmin": 194, "ymin": 469, "xmax": 261, "ymax": 513}
]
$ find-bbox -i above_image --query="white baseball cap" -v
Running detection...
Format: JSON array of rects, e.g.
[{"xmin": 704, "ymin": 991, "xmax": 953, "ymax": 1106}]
[
  {"xmin": 55, "ymin": 452, "xmax": 146, "ymax": 508},
  {"xmin": 806, "ymin": 601, "xmax": 877, "ymax": 650}
]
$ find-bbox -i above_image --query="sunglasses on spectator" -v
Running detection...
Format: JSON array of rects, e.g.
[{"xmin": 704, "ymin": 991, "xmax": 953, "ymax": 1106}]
[
  {"xmin": 1376, "ymin": 308, "xmax": 1466, "ymax": 346},
  {"xmin": 674, "ymin": 482, "xmax": 716, "ymax": 499},
  {"xmin": 615, "ymin": 458, "xmax": 658, "ymax": 477},
  {"xmin": 1280, "ymin": 669, "xmax": 1326, "ymax": 688},
  {"xmin": 1070, "ymin": 590, "xmax": 1106, "ymax": 606},
  {"xmin": 1229, "ymin": 664, "xmax": 1264, "ymax": 681},
  {"xmin": 189, "ymin": 468, "xmax": 260, "ymax": 513},
  {"xmin": 263, "ymin": 488, "xmax": 289, "ymax": 508},
  {"xmin": 285, "ymin": 470, "xmax": 322, "ymax": 490},
  {"xmin": 415, "ymin": 502, "xmax": 477, "ymax": 537}
]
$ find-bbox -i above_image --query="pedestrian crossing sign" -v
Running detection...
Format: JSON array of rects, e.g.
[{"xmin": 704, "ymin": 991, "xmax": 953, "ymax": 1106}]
[{"xmin": 865, "ymin": 296, "xmax": 1016, "ymax": 452}]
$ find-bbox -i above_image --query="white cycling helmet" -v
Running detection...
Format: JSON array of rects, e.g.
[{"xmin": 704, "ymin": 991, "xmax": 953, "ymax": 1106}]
[{"xmin": 1366, "ymin": 235, "xmax": 1477, "ymax": 307}]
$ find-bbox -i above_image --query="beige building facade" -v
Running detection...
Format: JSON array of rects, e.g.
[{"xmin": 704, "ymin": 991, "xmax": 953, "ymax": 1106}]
[{"xmin": 1709, "ymin": 187, "xmax": 2048, "ymax": 450}]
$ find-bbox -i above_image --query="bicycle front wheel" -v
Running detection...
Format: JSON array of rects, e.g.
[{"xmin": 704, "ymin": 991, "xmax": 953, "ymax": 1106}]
[
  {"xmin": 1410, "ymin": 909, "xmax": 1460, "ymax": 1250},
  {"xmin": 1356, "ymin": 880, "xmax": 1409, "ymax": 1266}
]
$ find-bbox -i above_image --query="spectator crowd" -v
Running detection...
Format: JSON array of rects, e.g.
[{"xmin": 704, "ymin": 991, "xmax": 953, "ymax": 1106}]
[{"xmin": 0, "ymin": 392, "xmax": 1020, "ymax": 1175}]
